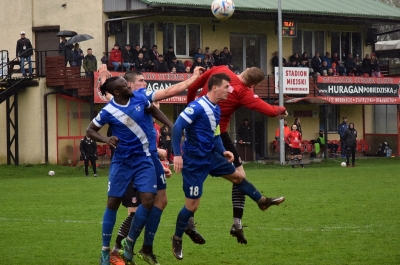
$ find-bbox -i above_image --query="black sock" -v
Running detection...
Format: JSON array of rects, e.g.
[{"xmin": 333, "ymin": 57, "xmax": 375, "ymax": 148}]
[
  {"xmin": 115, "ymin": 212, "xmax": 135, "ymax": 249},
  {"xmin": 232, "ymin": 185, "xmax": 245, "ymax": 219}
]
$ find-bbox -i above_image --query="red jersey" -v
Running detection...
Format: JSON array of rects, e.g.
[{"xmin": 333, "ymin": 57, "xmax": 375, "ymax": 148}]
[
  {"xmin": 187, "ymin": 66, "xmax": 286, "ymax": 133},
  {"xmin": 285, "ymin": 131, "xmax": 302, "ymax": 148}
]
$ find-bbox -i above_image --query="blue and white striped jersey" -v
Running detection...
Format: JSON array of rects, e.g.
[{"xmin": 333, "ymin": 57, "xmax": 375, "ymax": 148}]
[
  {"xmin": 93, "ymin": 91, "xmax": 152, "ymax": 157},
  {"xmin": 137, "ymin": 88, "xmax": 158, "ymax": 153},
  {"xmin": 173, "ymin": 96, "xmax": 221, "ymax": 157}
]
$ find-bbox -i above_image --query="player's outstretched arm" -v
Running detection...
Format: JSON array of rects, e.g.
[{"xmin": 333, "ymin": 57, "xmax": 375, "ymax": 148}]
[{"xmin": 154, "ymin": 66, "xmax": 205, "ymax": 101}]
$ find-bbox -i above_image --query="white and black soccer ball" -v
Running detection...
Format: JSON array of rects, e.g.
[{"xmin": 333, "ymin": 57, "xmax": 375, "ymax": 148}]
[
  {"xmin": 340, "ymin": 162, "xmax": 346, "ymax": 167},
  {"xmin": 211, "ymin": 0, "xmax": 235, "ymax": 20},
  {"xmin": 48, "ymin": 170, "xmax": 55, "ymax": 176}
]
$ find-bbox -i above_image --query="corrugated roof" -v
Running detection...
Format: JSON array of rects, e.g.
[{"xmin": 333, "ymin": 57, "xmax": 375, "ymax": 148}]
[{"xmin": 139, "ymin": 0, "xmax": 400, "ymax": 20}]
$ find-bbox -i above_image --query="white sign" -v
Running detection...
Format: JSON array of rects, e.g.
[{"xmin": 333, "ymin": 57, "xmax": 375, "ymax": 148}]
[{"xmin": 274, "ymin": 67, "xmax": 309, "ymax": 94}]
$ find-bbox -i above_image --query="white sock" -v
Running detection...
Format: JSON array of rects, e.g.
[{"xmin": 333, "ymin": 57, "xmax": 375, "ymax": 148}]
[{"xmin": 233, "ymin": 218, "xmax": 242, "ymax": 229}]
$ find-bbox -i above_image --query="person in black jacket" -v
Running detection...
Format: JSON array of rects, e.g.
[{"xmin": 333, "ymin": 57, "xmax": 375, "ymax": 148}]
[
  {"xmin": 153, "ymin": 54, "xmax": 169, "ymax": 72},
  {"xmin": 122, "ymin": 44, "xmax": 135, "ymax": 71},
  {"xmin": 237, "ymin": 119, "xmax": 252, "ymax": 143},
  {"xmin": 169, "ymin": 57, "xmax": 185, "ymax": 73},
  {"xmin": 16, "ymin": 31, "xmax": 33, "ymax": 76},
  {"xmin": 344, "ymin": 122, "xmax": 357, "ymax": 167},
  {"xmin": 135, "ymin": 52, "xmax": 147, "ymax": 72},
  {"xmin": 80, "ymin": 135, "xmax": 98, "ymax": 177}
]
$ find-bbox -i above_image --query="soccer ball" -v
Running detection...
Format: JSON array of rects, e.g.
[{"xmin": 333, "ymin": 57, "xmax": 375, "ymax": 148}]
[
  {"xmin": 211, "ymin": 0, "xmax": 235, "ymax": 20},
  {"xmin": 48, "ymin": 170, "xmax": 55, "ymax": 176},
  {"xmin": 340, "ymin": 162, "xmax": 346, "ymax": 167}
]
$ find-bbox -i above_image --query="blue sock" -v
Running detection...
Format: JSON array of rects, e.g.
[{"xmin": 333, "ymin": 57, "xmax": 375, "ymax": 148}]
[
  {"xmin": 234, "ymin": 179, "xmax": 262, "ymax": 202},
  {"xmin": 143, "ymin": 206, "xmax": 163, "ymax": 246},
  {"xmin": 127, "ymin": 204, "xmax": 151, "ymax": 244},
  {"xmin": 175, "ymin": 206, "xmax": 193, "ymax": 238},
  {"xmin": 102, "ymin": 208, "xmax": 117, "ymax": 247}
]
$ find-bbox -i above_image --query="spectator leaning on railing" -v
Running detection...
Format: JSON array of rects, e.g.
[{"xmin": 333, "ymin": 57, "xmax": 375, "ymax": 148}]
[{"xmin": 16, "ymin": 31, "xmax": 33, "ymax": 76}]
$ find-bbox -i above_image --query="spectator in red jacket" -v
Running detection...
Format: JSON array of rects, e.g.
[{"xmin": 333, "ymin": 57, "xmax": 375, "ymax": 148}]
[{"xmin": 110, "ymin": 44, "xmax": 122, "ymax": 71}]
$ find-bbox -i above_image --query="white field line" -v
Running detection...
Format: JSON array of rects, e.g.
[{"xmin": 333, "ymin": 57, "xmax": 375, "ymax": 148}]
[{"xmin": 0, "ymin": 217, "xmax": 381, "ymax": 232}]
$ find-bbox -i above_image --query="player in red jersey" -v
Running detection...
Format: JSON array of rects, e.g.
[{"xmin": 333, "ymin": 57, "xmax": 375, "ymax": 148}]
[
  {"xmin": 285, "ymin": 124, "xmax": 304, "ymax": 168},
  {"xmin": 186, "ymin": 66, "xmax": 287, "ymax": 244}
]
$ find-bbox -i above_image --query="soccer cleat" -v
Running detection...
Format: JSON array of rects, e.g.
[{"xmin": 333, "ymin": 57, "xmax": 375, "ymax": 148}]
[
  {"xmin": 230, "ymin": 224, "xmax": 247, "ymax": 244},
  {"xmin": 110, "ymin": 249, "xmax": 126, "ymax": 265},
  {"xmin": 138, "ymin": 249, "xmax": 160, "ymax": 265},
  {"xmin": 185, "ymin": 222, "xmax": 206, "ymax": 245},
  {"xmin": 291, "ymin": 165, "xmax": 295, "ymax": 169},
  {"xmin": 100, "ymin": 249, "xmax": 110, "ymax": 265},
  {"xmin": 172, "ymin": 236, "xmax": 183, "ymax": 260},
  {"xmin": 258, "ymin": 196, "xmax": 285, "ymax": 211},
  {"xmin": 121, "ymin": 238, "xmax": 135, "ymax": 264},
  {"xmin": 94, "ymin": 174, "xmax": 98, "ymax": 177}
]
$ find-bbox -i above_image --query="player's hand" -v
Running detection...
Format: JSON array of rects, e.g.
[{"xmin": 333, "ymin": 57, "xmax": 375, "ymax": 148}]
[
  {"xmin": 98, "ymin": 64, "xmax": 111, "ymax": 85},
  {"xmin": 173, "ymin": 156, "xmax": 183, "ymax": 173},
  {"xmin": 107, "ymin": 136, "xmax": 119, "ymax": 148},
  {"xmin": 164, "ymin": 167, "xmax": 172, "ymax": 178},
  {"xmin": 157, "ymin": 148, "xmax": 167, "ymax": 160},
  {"xmin": 289, "ymin": 144, "xmax": 292, "ymax": 147},
  {"xmin": 223, "ymin": 151, "xmax": 234, "ymax": 162},
  {"xmin": 193, "ymin": 66, "xmax": 205, "ymax": 77},
  {"xmin": 278, "ymin": 110, "xmax": 288, "ymax": 119}
]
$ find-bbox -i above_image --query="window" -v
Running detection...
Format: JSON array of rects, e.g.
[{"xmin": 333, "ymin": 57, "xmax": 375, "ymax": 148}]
[
  {"xmin": 292, "ymin": 30, "xmax": 325, "ymax": 56},
  {"xmin": 162, "ymin": 24, "xmax": 201, "ymax": 57},
  {"xmin": 373, "ymin": 105, "xmax": 397, "ymax": 134},
  {"xmin": 319, "ymin": 105, "xmax": 339, "ymax": 132},
  {"xmin": 331, "ymin": 32, "xmax": 362, "ymax": 61},
  {"xmin": 116, "ymin": 22, "xmax": 155, "ymax": 48}
]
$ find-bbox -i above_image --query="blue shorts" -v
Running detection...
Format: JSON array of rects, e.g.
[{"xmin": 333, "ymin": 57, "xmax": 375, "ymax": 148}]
[
  {"xmin": 182, "ymin": 151, "xmax": 236, "ymax": 199},
  {"xmin": 151, "ymin": 151, "xmax": 167, "ymax": 190},
  {"xmin": 108, "ymin": 154, "xmax": 157, "ymax": 197}
]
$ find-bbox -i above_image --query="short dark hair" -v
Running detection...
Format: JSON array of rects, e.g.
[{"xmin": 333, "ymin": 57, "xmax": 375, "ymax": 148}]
[
  {"xmin": 100, "ymin": 77, "xmax": 120, "ymax": 96},
  {"xmin": 124, "ymin": 70, "xmax": 143, "ymax": 83},
  {"xmin": 87, "ymin": 48, "xmax": 92, "ymax": 51},
  {"xmin": 207, "ymin": 73, "xmax": 231, "ymax": 91}
]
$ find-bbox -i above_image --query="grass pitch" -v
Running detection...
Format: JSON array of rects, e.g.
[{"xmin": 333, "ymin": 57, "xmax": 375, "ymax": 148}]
[{"xmin": 0, "ymin": 158, "xmax": 399, "ymax": 265}]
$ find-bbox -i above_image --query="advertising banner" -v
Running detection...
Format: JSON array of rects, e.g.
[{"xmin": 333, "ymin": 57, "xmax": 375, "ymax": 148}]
[
  {"xmin": 316, "ymin": 76, "xmax": 400, "ymax": 104},
  {"xmin": 274, "ymin": 67, "xmax": 309, "ymax": 94},
  {"xmin": 93, "ymin": 71, "xmax": 197, "ymax": 104}
]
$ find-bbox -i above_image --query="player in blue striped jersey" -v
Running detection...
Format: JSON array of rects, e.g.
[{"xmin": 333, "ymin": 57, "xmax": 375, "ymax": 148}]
[
  {"xmin": 86, "ymin": 76, "xmax": 161, "ymax": 265},
  {"xmin": 111, "ymin": 67, "xmax": 205, "ymax": 264},
  {"xmin": 170, "ymin": 73, "xmax": 285, "ymax": 260}
]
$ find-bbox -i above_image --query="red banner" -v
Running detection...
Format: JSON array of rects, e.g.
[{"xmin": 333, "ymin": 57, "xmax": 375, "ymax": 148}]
[{"xmin": 93, "ymin": 71, "xmax": 195, "ymax": 104}]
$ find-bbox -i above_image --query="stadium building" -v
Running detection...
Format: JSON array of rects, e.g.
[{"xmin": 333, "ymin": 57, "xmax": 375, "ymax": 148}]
[{"xmin": 1, "ymin": 0, "xmax": 400, "ymax": 164}]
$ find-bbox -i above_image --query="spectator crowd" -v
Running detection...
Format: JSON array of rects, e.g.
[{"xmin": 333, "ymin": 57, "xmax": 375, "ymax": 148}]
[{"xmin": 273, "ymin": 50, "xmax": 381, "ymax": 77}]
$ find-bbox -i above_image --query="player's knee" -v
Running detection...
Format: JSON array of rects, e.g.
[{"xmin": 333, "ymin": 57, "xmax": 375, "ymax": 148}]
[
  {"xmin": 107, "ymin": 197, "xmax": 122, "ymax": 210},
  {"xmin": 230, "ymin": 171, "xmax": 245, "ymax": 184},
  {"xmin": 185, "ymin": 198, "xmax": 200, "ymax": 212},
  {"xmin": 155, "ymin": 196, "xmax": 168, "ymax": 210},
  {"xmin": 140, "ymin": 193, "xmax": 156, "ymax": 210}
]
